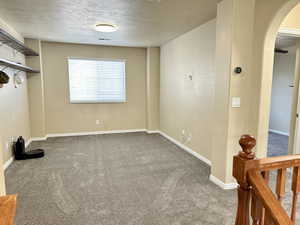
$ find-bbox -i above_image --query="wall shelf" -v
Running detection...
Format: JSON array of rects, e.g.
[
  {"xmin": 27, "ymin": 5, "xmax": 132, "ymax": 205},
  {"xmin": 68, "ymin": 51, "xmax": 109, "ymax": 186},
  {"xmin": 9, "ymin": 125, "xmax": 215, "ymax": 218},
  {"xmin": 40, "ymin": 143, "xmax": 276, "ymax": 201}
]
[
  {"xmin": 0, "ymin": 59, "xmax": 40, "ymax": 73},
  {"xmin": 0, "ymin": 29, "xmax": 39, "ymax": 56}
]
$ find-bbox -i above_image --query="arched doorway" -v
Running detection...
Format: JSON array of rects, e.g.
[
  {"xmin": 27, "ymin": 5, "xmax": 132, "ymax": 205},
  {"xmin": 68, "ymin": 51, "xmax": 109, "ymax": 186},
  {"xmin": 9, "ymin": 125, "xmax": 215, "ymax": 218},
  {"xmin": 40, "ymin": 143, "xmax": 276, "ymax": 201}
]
[{"xmin": 253, "ymin": 0, "xmax": 300, "ymax": 158}]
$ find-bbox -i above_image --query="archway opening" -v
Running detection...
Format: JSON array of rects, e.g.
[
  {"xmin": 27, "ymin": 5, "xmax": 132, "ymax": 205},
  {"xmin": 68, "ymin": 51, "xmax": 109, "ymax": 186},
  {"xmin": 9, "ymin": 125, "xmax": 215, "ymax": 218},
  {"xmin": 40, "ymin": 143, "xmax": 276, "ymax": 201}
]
[
  {"xmin": 255, "ymin": 0, "xmax": 300, "ymax": 158},
  {"xmin": 267, "ymin": 29, "xmax": 298, "ymax": 157}
]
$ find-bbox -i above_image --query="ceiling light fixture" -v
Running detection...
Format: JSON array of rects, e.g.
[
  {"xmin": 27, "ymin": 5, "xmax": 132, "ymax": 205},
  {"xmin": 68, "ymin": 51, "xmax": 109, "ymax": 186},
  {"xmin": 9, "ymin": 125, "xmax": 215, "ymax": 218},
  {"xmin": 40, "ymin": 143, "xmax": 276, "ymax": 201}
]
[{"xmin": 94, "ymin": 23, "xmax": 118, "ymax": 33}]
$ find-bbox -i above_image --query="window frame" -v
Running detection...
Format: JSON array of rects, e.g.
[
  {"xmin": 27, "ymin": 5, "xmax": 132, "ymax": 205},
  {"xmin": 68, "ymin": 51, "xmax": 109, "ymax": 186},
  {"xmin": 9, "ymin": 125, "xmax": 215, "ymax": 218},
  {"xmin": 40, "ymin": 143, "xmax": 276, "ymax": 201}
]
[{"xmin": 67, "ymin": 57, "xmax": 127, "ymax": 104}]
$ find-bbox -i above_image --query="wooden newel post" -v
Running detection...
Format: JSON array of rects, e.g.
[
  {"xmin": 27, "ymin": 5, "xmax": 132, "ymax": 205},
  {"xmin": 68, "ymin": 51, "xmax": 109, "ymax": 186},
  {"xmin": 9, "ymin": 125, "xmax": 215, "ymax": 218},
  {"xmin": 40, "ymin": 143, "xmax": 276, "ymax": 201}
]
[{"xmin": 233, "ymin": 135, "xmax": 256, "ymax": 225}]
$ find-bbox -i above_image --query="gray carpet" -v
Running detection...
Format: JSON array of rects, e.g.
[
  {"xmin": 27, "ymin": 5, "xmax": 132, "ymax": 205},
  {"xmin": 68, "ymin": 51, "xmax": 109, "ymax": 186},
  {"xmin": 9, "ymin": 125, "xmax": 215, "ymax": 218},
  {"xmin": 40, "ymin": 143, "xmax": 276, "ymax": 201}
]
[
  {"xmin": 268, "ymin": 132, "xmax": 289, "ymax": 157},
  {"xmin": 5, "ymin": 132, "xmax": 236, "ymax": 225}
]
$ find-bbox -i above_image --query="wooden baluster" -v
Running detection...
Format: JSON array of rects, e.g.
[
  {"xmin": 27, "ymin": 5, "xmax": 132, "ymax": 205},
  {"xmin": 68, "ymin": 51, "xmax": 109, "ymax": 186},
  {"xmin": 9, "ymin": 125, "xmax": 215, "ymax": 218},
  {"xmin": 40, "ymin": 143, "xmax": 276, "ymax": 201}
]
[
  {"xmin": 262, "ymin": 170, "xmax": 278, "ymax": 225},
  {"xmin": 276, "ymin": 168, "xmax": 286, "ymax": 202},
  {"xmin": 233, "ymin": 135, "xmax": 256, "ymax": 225},
  {"xmin": 262, "ymin": 171, "xmax": 270, "ymax": 184},
  {"xmin": 260, "ymin": 171, "xmax": 270, "ymax": 225},
  {"xmin": 251, "ymin": 191, "xmax": 263, "ymax": 225},
  {"xmin": 264, "ymin": 210, "xmax": 275, "ymax": 225},
  {"xmin": 291, "ymin": 167, "xmax": 300, "ymax": 224}
]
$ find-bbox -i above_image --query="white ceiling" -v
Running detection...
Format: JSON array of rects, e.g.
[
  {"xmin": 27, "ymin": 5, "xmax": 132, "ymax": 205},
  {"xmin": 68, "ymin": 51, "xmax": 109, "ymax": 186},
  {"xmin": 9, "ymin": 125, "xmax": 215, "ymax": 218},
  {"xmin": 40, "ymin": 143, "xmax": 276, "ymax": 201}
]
[
  {"xmin": 0, "ymin": 0, "xmax": 221, "ymax": 47},
  {"xmin": 276, "ymin": 34, "xmax": 297, "ymax": 49}
]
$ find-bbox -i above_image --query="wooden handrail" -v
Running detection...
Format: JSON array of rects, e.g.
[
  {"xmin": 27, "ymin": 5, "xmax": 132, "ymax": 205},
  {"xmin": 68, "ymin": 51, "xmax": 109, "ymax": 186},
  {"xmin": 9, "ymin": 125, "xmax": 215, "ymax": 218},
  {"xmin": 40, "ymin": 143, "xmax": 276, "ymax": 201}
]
[
  {"xmin": 0, "ymin": 195, "xmax": 17, "ymax": 225},
  {"xmin": 248, "ymin": 170, "xmax": 292, "ymax": 225},
  {"xmin": 252, "ymin": 155, "xmax": 300, "ymax": 171},
  {"xmin": 233, "ymin": 135, "xmax": 299, "ymax": 225}
]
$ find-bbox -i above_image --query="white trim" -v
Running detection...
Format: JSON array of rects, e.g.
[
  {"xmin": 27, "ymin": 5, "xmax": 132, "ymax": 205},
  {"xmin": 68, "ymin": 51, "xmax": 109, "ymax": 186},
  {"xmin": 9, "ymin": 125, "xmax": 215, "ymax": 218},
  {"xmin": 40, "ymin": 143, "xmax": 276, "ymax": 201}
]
[
  {"xmin": 269, "ymin": 129, "xmax": 289, "ymax": 136},
  {"xmin": 3, "ymin": 157, "xmax": 13, "ymax": 170},
  {"xmin": 158, "ymin": 131, "xmax": 212, "ymax": 166},
  {"xmin": 278, "ymin": 28, "xmax": 300, "ymax": 37},
  {"xmin": 30, "ymin": 137, "xmax": 47, "ymax": 142},
  {"xmin": 30, "ymin": 129, "xmax": 147, "ymax": 140},
  {"xmin": 209, "ymin": 175, "xmax": 238, "ymax": 190},
  {"xmin": 157, "ymin": 131, "xmax": 238, "ymax": 190},
  {"xmin": 68, "ymin": 57, "xmax": 126, "ymax": 63},
  {"xmin": 46, "ymin": 129, "xmax": 146, "ymax": 138},
  {"xmin": 146, "ymin": 130, "xmax": 160, "ymax": 134}
]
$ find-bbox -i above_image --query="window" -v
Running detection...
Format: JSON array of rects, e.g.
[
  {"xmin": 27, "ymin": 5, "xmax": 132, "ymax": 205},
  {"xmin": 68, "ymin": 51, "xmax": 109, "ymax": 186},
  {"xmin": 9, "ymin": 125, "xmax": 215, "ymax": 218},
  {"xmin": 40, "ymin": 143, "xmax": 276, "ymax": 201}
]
[{"xmin": 68, "ymin": 58, "xmax": 126, "ymax": 103}]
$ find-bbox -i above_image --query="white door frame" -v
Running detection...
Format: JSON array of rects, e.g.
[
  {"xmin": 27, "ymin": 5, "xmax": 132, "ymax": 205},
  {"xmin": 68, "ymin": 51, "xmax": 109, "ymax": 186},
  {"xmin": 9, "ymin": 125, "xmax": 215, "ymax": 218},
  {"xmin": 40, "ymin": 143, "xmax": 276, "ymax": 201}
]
[{"xmin": 293, "ymin": 80, "xmax": 300, "ymax": 154}]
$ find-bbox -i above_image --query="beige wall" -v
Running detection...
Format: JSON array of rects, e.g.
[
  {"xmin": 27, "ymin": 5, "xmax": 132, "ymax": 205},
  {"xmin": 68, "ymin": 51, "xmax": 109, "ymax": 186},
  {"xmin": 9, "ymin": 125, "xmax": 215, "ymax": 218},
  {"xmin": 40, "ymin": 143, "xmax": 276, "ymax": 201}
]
[
  {"xmin": 26, "ymin": 39, "xmax": 46, "ymax": 138},
  {"xmin": 281, "ymin": 4, "xmax": 300, "ymax": 30},
  {"xmin": 289, "ymin": 40, "xmax": 300, "ymax": 154},
  {"xmin": 211, "ymin": 0, "xmax": 234, "ymax": 183},
  {"xmin": 146, "ymin": 47, "xmax": 160, "ymax": 131},
  {"xmin": 212, "ymin": 0, "xmax": 256, "ymax": 184},
  {"xmin": 0, "ymin": 17, "xmax": 31, "ymax": 195},
  {"xmin": 160, "ymin": 19, "xmax": 216, "ymax": 162},
  {"xmin": 40, "ymin": 42, "xmax": 147, "ymax": 134},
  {"xmin": 269, "ymin": 47, "xmax": 296, "ymax": 135},
  {"xmin": 0, "ymin": 25, "xmax": 31, "ymax": 162},
  {"xmin": 0, "ymin": 143, "xmax": 5, "ymax": 196}
]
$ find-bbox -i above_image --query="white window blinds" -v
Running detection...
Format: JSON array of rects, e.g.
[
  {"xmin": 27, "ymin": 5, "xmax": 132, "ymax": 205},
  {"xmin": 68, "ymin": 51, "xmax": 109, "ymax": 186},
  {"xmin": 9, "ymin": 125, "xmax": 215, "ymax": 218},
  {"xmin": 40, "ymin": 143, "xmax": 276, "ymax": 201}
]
[{"xmin": 68, "ymin": 58, "xmax": 126, "ymax": 103}]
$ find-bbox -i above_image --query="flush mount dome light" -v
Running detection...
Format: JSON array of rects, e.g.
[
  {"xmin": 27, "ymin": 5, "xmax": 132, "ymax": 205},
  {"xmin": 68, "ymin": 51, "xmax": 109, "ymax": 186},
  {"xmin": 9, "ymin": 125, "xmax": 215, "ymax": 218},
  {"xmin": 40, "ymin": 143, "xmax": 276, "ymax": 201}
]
[{"xmin": 94, "ymin": 23, "xmax": 118, "ymax": 32}]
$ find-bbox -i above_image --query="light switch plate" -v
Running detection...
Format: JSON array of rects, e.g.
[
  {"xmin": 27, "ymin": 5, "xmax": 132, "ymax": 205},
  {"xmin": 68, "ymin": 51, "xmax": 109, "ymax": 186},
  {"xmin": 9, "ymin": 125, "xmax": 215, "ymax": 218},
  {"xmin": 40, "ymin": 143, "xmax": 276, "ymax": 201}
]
[{"xmin": 232, "ymin": 97, "xmax": 241, "ymax": 108}]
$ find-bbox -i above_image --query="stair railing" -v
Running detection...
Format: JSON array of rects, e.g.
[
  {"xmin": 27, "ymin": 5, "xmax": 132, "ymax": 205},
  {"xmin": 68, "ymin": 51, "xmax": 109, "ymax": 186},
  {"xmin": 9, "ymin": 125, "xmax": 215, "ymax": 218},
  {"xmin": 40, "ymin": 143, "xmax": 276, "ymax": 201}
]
[{"xmin": 233, "ymin": 135, "xmax": 300, "ymax": 225}]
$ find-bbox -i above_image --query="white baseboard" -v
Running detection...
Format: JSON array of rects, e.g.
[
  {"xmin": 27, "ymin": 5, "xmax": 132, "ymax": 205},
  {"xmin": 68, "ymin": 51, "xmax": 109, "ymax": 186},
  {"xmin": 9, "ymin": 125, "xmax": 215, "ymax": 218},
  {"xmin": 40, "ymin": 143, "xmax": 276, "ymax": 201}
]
[
  {"xmin": 158, "ymin": 131, "xmax": 212, "ymax": 166},
  {"xmin": 157, "ymin": 131, "xmax": 238, "ymax": 189},
  {"xmin": 209, "ymin": 175, "xmax": 238, "ymax": 190},
  {"xmin": 146, "ymin": 130, "xmax": 160, "ymax": 134},
  {"xmin": 31, "ymin": 129, "xmax": 147, "ymax": 140},
  {"xmin": 30, "ymin": 137, "xmax": 47, "ymax": 142},
  {"xmin": 269, "ymin": 129, "xmax": 289, "ymax": 136},
  {"xmin": 3, "ymin": 157, "xmax": 13, "ymax": 170}
]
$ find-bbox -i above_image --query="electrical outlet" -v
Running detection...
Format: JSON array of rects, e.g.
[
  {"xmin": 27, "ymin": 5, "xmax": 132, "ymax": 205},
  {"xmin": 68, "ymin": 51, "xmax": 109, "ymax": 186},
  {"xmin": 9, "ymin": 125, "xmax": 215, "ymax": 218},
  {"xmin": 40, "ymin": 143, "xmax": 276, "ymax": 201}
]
[
  {"xmin": 96, "ymin": 120, "xmax": 104, "ymax": 126},
  {"xmin": 181, "ymin": 130, "xmax": 192, "ymax": 144},
  {"xmin": 181, "ymin": 130, "xmax": 185, "ymax": 143},
  {"xmin": 187, "ymin": 132, "xmax": 192, "ymax": 143}
]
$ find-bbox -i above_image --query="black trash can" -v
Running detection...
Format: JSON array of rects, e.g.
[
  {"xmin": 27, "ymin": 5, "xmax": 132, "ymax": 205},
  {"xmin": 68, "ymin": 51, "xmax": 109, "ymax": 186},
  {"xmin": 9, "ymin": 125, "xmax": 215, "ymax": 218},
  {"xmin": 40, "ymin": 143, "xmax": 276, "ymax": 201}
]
[{"xmin": 14, "ymin": 136, "xmax": 45, "ymax": 160}]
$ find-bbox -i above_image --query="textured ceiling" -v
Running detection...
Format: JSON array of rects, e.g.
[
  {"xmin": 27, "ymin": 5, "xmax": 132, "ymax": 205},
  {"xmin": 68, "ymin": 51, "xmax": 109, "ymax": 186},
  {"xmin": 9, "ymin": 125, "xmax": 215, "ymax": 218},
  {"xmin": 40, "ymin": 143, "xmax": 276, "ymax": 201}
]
[{"xmin": 0, "ymin": 0, "xmax": 221, "ymax": 47}]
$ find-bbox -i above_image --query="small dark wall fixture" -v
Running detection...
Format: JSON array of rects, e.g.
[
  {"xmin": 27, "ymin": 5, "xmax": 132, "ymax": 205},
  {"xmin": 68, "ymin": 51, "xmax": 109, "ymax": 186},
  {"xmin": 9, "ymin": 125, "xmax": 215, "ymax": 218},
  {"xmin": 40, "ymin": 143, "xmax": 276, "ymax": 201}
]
[
  {"xmin": 275, "ymin": 48, "xmax": 289, "ymax": 54},
  {"xmin": 0, "ymin": 71, "xmax": 9, "ymax": 88},
  {"xmin": 234, "ymin": 67, "xmax": 242, "ymax": 74}
]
